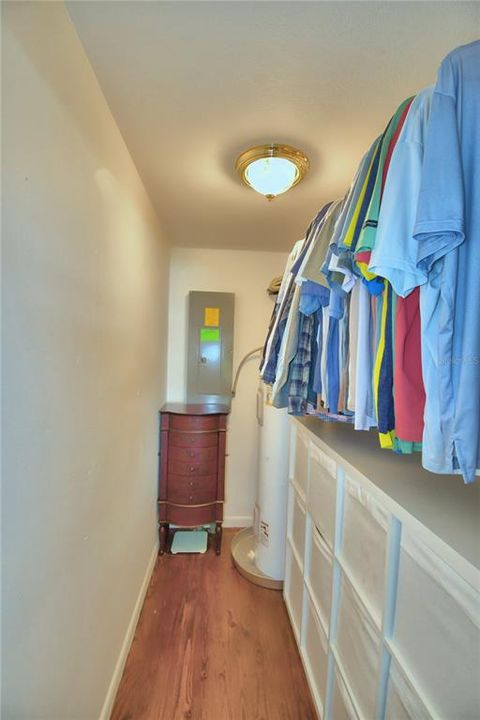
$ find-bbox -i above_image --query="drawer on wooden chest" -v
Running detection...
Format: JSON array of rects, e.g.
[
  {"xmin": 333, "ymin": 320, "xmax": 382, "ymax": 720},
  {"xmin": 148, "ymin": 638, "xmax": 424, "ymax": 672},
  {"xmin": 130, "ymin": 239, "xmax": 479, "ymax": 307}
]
[
  {"xmin": 168, "ymin": 445, "xmax": 218, "ymax": 463},
  {"xmin": 169, "ymin": 475, "xmax": 216, "ymax": 493},
  {"xmin": 168, "ymin": 414, "xmax": 221, "ymax": 432},
  {"xmin": 168, "ymin": 431, "xmax": 218, "ymax": 448},
  {"xmin": 168, "ymin": 480, "xmax": 217, "ymax": 505},
  {"xmin": 168, "ymin": 460, "xmax": 217, "ymax": 477},
  {"xmin": 162, "ymin": 503, "xmax": 220, "ymax": 525}
]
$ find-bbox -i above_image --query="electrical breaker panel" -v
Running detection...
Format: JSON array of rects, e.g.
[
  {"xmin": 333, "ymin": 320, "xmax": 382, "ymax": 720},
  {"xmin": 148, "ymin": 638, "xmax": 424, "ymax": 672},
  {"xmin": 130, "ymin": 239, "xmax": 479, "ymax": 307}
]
[{"xmin": 186, "ymin": 291, "xmax": 235, "ymax": 406}]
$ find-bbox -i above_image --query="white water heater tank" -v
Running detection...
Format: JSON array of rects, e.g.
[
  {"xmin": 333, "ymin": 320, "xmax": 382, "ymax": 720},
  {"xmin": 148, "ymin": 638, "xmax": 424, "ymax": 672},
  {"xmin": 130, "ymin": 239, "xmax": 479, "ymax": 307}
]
[{"xmin": 254, "ymin": 383, "xmax": 290, "ymax": 581}]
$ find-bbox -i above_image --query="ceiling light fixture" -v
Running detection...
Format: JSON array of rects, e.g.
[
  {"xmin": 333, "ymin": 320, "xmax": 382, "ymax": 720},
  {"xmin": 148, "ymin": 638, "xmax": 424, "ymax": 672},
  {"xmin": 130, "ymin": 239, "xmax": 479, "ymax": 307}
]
[{"xmin": 235, "ymin": 144, "xmax": 310, "ymax": 201}]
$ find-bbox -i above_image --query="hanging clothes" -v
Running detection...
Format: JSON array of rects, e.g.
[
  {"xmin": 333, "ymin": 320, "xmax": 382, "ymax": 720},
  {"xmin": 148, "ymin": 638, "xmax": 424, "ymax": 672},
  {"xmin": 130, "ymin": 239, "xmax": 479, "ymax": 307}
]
[
  {"xmin": 260, "ymin": 238, "xmax": 304, "ymax": 380},
  {"xmin": 271, "ymin": 284, "xmax": 301, "ymax": 408},
  {"xmin": 258, "ymin": 40, "xmax": 480, "ymax": 483},
  {"xmin": 265, "ymin": 204, "xmax": 332, "ymax": 400},
  {"xmin": 287, "ymin": 312, "xmax": 317, "ymax": 416},
  {"xmin": 369, "ymin": 87, "xmax": 434, "ymax": 444},
  {"xmin": 354, "ymin": 96, "xmax": 415, "ymax": 277},
  {"xmin": 296, "ymin": 199, "xmax": 344, "ymax": 287},
  {"xmin": 413, "ymin": 40, "xmax": 480, "ymax": 483}
]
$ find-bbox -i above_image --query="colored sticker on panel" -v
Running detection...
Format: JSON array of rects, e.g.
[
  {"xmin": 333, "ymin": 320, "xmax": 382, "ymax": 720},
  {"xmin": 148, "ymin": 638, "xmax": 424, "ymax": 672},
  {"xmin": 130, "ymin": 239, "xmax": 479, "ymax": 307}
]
[
  {"xmin": 200, "ymin": 327, "xmax": 220, "ymax": 343},
  {"xmin": 204, "ymin": 307, "xmax": 220, "ymax": 327}
]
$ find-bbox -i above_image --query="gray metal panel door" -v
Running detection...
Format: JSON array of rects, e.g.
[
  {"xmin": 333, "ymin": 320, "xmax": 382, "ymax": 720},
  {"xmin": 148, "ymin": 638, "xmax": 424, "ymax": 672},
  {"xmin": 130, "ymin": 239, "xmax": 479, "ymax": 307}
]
[{"xmin": 186, "ymin": 291, "xmax": 235, "ymax": 405}]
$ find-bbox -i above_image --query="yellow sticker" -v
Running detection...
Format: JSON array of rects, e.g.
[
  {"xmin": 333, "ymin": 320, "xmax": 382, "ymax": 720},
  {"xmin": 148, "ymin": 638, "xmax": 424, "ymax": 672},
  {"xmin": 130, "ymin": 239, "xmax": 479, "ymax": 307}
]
[{"xmin": 204, "ymin": 307, "xmax": 220, "ymax": 327}]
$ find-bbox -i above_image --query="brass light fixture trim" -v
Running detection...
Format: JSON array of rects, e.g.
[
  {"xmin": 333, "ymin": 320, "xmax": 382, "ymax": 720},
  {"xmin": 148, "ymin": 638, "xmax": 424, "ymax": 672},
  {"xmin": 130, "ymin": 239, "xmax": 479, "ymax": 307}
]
[{"xmin": 235, "ymin": 143, "xmax": 310, "ymax": 200}]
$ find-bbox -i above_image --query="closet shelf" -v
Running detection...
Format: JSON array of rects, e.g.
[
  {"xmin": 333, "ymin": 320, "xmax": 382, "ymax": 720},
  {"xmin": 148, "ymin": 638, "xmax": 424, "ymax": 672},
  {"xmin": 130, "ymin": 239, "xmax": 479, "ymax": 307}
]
[{"xmin": 296, "ymin": 417, "xmax": 480, "ymax": 572}]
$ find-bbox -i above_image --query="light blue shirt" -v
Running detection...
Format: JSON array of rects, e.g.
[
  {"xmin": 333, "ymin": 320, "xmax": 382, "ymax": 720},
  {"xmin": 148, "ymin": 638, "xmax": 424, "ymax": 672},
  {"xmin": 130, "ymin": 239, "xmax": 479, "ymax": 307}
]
[
  {"xmin": 369, "ymin": 87, "xmax": 434, "ymax": 297},
  {"xmin": 413, "ymin": 41, "xmax": 480, "ymax": 482}
]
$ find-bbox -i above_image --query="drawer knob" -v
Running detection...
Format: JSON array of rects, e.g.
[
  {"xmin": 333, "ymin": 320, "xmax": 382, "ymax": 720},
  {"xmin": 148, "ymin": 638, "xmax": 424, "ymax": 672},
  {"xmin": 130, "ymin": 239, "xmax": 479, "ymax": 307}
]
[
  {"xmin": 189, "ymin": 495, "xmax": 193, "ymax": 501},
  {"xmin": 190, "ymin": 466, "xmax": 195, "ymax": 472},
  {"xmin": 189, "ymin": 451, "xmax": 195, "ymax": 458},
  {"xmin": 189, "ymin": 481, "xmax": 194, "ymax": 487}
]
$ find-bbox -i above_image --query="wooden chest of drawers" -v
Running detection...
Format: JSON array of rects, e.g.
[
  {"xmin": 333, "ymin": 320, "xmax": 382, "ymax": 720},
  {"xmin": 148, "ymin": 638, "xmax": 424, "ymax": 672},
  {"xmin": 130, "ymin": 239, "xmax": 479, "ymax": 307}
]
[{"xmin": 158, "ymin": 403, "xmax": 229, "ymax": 554}]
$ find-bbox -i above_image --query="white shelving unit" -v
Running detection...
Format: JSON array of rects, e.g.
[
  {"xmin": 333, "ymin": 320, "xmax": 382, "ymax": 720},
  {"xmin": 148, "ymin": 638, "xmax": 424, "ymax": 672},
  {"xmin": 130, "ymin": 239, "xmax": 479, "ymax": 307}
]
[{"xmin": 284, "ymin": 418, "xmax": 480, "ymax": 720}]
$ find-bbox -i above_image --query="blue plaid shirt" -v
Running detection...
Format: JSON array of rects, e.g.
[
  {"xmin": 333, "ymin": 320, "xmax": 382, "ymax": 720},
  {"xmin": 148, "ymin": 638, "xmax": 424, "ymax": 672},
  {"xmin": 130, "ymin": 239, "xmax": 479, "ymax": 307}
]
[
  {"xmin": 288, "ymin": 312, "xmax": 316, "ymax": 415},
  {"xmin": 261, "ymin": 287, "xmax": 294, "ymax": 385}
]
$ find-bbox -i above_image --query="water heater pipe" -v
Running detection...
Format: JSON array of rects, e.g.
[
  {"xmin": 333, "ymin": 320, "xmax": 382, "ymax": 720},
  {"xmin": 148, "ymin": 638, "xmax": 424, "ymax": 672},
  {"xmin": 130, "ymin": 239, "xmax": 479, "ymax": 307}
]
[{"xmin": 231, "ymin": 347, "xmax": 263, "ymax": 398}]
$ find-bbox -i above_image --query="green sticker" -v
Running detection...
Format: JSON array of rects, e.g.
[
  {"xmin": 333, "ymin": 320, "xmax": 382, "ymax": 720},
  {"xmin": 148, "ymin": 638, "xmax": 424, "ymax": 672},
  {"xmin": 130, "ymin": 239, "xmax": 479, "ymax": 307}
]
[{"xmin": 200, "ymin": 327, "xmax": 220, "ymax": 343}]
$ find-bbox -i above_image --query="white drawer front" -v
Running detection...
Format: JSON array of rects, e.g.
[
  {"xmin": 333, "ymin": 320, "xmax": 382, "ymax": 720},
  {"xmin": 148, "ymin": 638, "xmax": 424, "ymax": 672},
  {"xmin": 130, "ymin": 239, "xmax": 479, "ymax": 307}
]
[
  {"xmin": 307, "ymin": 526, "xmax": 333, "ymax": 635},
  {"xmin": 385, "ymin": 658, "xmax": 433, "ymax": 720},
  {"xmin": 284, "ymin": 545, "xmax": 304, "ymax": 641},
  {"xmin": 393, "ymin": 530, "xmax": 480, "ymax": 720},
  {"xmin": 293, "ymin": 430, "xmax": 309, "ymax": 499},
  {"xmin": 309, "ymin": 444, "xmax": 337, "ymax": 549},
  {"xmin": 304, "ymin": 593, "xmax": 329, "ymax": 715},
  {"xmin": 340, "ymin": 475, "xmax": 388, "ymax": 625},
  {"xmin": 291, "ymin": 490, "xmax": 306, "ymax": 566},
  {"xmin": 332, "ymin": 663, "xmax": 360, "ymax": 720},
  {"xmin": 335, "ymin": 574, "xmax": 381, "ymax": 720}
]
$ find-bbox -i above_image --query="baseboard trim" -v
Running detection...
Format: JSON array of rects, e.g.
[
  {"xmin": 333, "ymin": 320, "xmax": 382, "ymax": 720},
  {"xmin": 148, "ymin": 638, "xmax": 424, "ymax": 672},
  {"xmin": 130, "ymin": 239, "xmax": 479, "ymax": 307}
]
[
  {"xmin": 223, "ymin": 515, "xmax": 252, "ymax": 528},
  {"xmin": 98, "ymin": 540, "xmax": 159, "ymax": 720}
]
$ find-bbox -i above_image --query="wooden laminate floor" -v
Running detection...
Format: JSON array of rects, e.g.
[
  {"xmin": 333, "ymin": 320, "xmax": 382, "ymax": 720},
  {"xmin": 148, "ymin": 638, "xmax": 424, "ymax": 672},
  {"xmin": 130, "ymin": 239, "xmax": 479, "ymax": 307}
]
[{"xmin": 111, "ymin": 529, "xmax": 317, "ymax": 720}]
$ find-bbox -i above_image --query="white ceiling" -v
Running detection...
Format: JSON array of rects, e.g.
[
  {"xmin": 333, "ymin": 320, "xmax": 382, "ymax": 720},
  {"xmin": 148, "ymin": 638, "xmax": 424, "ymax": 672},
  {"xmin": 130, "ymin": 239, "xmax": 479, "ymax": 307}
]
[{"xmin": 67, "ymin": 1, "xmax": 480, "ymax": 251}]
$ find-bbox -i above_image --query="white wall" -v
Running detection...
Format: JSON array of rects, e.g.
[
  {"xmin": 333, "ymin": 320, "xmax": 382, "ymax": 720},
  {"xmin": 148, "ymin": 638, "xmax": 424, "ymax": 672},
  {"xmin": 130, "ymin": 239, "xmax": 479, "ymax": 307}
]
[
  {"xmin": 2, "ymin": 3, "xmax": 169, "ymax": 718},
  {"xmin": 167, "ymin": 247, "xmax": 288, "ymax": 526}
]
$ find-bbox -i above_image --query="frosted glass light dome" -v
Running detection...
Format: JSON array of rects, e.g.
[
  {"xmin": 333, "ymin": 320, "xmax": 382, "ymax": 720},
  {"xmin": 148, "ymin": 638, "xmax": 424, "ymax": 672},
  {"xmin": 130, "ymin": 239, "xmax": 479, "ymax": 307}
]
[
  {"xmin": 235, "ymin": 144, "xmax": 310, "ymax": 200},
  {"xmin": 244, "ymin": 157, "xmax": 299, "ymax": 198}
]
